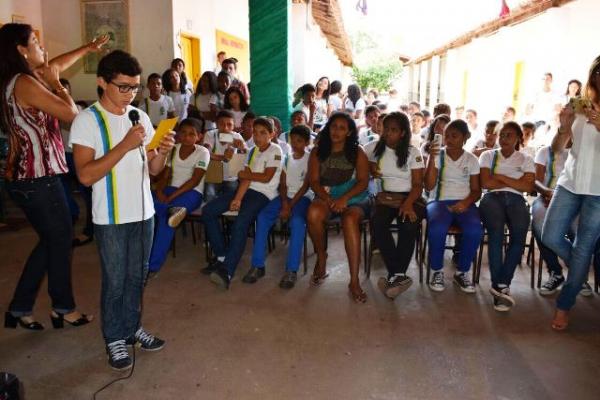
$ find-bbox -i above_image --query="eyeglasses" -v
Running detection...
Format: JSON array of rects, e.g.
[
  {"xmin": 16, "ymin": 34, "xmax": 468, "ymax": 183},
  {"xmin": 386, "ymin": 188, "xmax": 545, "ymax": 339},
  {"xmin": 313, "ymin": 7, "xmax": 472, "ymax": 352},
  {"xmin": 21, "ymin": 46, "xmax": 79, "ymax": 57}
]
[{"xmin": 109, "ymin": 82, "xmax": 141, "ymax": 93}]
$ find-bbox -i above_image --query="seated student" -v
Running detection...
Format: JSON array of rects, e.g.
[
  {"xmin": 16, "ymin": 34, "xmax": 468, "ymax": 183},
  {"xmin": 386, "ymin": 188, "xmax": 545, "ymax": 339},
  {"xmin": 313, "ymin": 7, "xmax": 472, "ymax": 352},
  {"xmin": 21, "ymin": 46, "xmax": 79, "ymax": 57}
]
[
  {"xmin": 327, "ymin": 80, "xmax": 343, "ymax": 116},
  {"xmin": 139, "ymin": 73, "xmax": 176, "ymax": 128},
  {"xmin": 193, "ymin": 71, "xmax": 219, "ymax": 131},
  {"xmin": 269, "ymin": 115, "xmax": 291, "ymax": 155},
  {"xmin": 410, "ymin": 112, "xmax": 424, "ymax": 147},
  {"xmin": 280, "ymin": 110, "xmax": 309, "ymax": 144},
  {"xmin": 424, "ymin": 119, "xmax": 482, "ymax": 293},
  {"xmin": 306, "ymin": 112, "xmax": 370, "ymax": 303},
  {"xmin": 224, "ymin": 86, "xmax": 249, "ymax": 131},
  {"xmin": 358, "ymin": 105, "xmax": 381, "ymax": 145},
  {"xmin": 370, "ymin": 112, "xmax": 425, "ymax": 299},
  {"xmin": 163, "ymin": 68, "xmax": 191, "ymax": 120},
  {"xmin": 364, "ymin": 113, "xmax": 387, "ymax": 196},
  {"xmin": 420, "ymin": 114, "xmax": 450, "ymax": 164},
  {"xmin": 203, "ymin": 110, "xmax": 247, "ymax": 202},
  {"xmin": 245, "ymin": 125, "xmax": 313, "ymax": 289},
  {"xmin": 240, "ymin": 111, "xmax": 256, "ymax": 147},
  {"xmin": 200, "ymin": 118, "xmax": 283, "ymax": 290},
  {"xmin": 479, "ymin": 122, "xmax": 535, "ymax": 312},
  {"xmin": 532, "ymin": 142, "xmax": 574, "ymax": 295},
  {"xmin": 294, "ymin": 83, "xmax": 317, "ymax": 131},
  {"xmin": 471, "ymin": 120, "xmax": 500, "ymax": 157},
  {"xmin": 520, "ymin": 121, "xmax": 537, "ymax": 158},
  {"xmin": 344, "ymin": 84, "xmax": 366, "ymax": 121},
  {"xmin": 148, "ymin": 118, "xmax": 209, "ymax": 276}
]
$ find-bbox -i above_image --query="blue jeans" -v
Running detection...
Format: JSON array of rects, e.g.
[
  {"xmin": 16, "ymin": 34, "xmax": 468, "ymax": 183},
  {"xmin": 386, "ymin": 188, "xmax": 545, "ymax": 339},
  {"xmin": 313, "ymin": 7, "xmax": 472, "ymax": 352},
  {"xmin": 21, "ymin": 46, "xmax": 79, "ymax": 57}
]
[
  {"xmin": 251, "ymin": 196, "xmax": 311, "ymax": 272},
  {"xmin": 479, "ymin": 192, "xmax": 530, "ymax": 288},
  {"xmin": 149, "ymin": 186, "xmax": 203, "ymax": 272},
  {"xmin": 532, "ymin": 196, "xmax": 573, "ymax": 276},
  {"xmin": 6, "ymin": 176, "xmax": 75, "ymax": 316},
  {"xmin": 60, "ymin": 152, "xmax": 79, "ymax": 222},
  {"xmin": 541, "ymin": 185, "xmax": 600, "ymax": 310},
  {"xmin": 204, "ymin": 180, "xmax": 238, "ymax": 203},
  {"xmin": 95, "ymin": 217, "xmax": 154, "ymax": 344},
  {"xmin": 426, "ymin": 201, "xmax": 483, "ymax": 272},
  {"xmin": 201, "ymin": 189, "xmax": 269, "ymax": 276}
]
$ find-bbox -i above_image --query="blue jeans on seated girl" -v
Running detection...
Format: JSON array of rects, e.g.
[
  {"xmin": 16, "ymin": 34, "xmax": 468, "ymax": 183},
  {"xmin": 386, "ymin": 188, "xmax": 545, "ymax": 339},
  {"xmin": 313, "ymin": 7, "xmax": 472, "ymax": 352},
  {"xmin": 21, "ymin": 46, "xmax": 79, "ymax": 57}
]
[
  {"xmin": 479, "ymin": 192, "xmax": 530, "ymax": 288},
  {"xmin": 201, "ymin": 189, "xmax": 270, "ymax": 276},
  {"xmin": 251, "ymin": 196, "xmax": 311, "ymax": 272},
  {"xmin": 204, "ymin": 181, "xmax": 238, "ymax": 203},
  {"xmin": 426, "ymin": 200, "xmax": 482, "ymax": 272},
  {"xmin": 541, "ymin": 185, "xmax": 600, "ymax": 311},
  {"xmin": 148, "ymin": 186, "xmax": 203, "ymax": 272}
]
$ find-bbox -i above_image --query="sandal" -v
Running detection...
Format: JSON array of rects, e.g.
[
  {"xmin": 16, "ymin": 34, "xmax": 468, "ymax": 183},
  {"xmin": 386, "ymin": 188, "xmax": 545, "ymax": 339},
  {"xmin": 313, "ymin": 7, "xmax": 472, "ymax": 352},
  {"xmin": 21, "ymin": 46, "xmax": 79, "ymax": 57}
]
[
  {"xmin": 310, "ymin": 255, "xmax": 328, "ymax": 286},
  {"xmin": 348, "ymin": 285, "xmax": 367, "ymax": 303},
  {"xmin": 551, "ymin": 309, "xmax": 569, "ymax": 331}
]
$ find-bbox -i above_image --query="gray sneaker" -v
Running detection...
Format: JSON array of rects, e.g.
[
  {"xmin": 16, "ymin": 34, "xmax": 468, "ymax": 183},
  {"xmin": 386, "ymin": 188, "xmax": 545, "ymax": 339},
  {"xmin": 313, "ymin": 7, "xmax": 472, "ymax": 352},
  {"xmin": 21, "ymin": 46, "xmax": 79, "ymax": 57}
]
[
  {"xmin": 168, "ymin": 207, "xmax": 187, "ymax": 228},
  {"xmin": 453, "ymin": 272, "xmax": 475, "ymax": 294},
  {"xmin": 279, "ymin": 271, "xmax": 297, "ymax": 289},
  {"xmin": 429, "ymin": 271, "xmax": 445, "ymax": 292},
  {"xmin": 378, "ymin": 274, "xmax": 413, "ymax": 299},
  {"xmin": 540, "ymin": 272, "xmax": 564, "ymax": 296}
]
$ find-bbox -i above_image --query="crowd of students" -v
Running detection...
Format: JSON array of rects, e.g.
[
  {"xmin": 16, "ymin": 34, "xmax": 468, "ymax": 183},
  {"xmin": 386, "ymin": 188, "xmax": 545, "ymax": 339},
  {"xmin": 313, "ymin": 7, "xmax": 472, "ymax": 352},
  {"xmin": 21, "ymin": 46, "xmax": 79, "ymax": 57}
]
[{"xmin": 1, "ymin": 22, "xmax": 600, "ymax": 372}]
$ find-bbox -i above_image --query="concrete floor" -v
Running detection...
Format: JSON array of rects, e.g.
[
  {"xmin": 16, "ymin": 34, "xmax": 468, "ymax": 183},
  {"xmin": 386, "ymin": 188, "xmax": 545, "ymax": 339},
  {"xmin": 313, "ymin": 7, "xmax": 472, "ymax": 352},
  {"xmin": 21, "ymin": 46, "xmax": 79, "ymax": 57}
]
[{"xmin": 1, "ymin": 220, "xmax": 600, "ymax": 400}]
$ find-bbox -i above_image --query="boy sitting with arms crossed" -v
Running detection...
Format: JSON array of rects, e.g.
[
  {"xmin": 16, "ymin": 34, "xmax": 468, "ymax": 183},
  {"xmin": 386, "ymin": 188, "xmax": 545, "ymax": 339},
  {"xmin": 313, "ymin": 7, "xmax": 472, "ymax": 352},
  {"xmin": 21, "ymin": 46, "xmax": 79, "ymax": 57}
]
[
  {"xmin": 139, "ymin": 73, "xmax": 175, "ymax": 128},
  {"xmin": 148, "ymin": 117, "xmax": 209, "ymax": 277},
  {"xmin": 244, "ymin": 124, "xmax": 313, "ymax": 289},
  {"xmin": 201, "ymin": 117, "xmax": 283, "ymax": 290}
]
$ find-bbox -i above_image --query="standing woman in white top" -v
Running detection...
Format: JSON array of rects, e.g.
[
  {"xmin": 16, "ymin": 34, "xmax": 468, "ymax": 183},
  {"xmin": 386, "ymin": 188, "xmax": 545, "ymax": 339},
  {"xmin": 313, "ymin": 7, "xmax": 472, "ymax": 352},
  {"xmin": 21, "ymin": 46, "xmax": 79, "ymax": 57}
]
[
  {"xmin": 479, "ymin": 122, "xmax": 535, "ymax": 312},
  {"xmin": 424, "ymin": 120, "xmax": 482, "ymax": 294},
  {"xmin": 344, "ymin": 84, "xmax": 366, "ymax": 121},
  {"xmin": 163, "ymin": 68, "xmax": 191, "ymax": 120},
  {"xmin": 327, "ymin": 80, "xmax": 343, "ymax": 116},
  {"xmin": 370, "ymin": 112, "xmax": 425, "ymax": 300},
  {"xmin": 194, "ymin": 71, "xmax": 218, "ymax": 131},
  {"xmin": 170, "ymin": 58, "xmax": 194, "ymax": 95},
  {"xmin": 223, "ymin": 86, "xmax": 249, "ymax": 132},
  {"xmin": 313, "ymin": 76, "xmax": 330, "ymax": 131},
  {"xmin": 542, "ymin": 56, "xmax": 600, "ymax": 330}
]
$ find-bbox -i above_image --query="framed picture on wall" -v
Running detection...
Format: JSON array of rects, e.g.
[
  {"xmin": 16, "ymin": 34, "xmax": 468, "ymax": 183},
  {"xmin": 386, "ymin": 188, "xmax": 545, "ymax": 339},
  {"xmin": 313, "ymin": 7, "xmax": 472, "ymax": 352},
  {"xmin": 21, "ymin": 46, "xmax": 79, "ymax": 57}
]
[{"xmin": 80, "ymin": 0, "xmax": 130, "ymax": 73}]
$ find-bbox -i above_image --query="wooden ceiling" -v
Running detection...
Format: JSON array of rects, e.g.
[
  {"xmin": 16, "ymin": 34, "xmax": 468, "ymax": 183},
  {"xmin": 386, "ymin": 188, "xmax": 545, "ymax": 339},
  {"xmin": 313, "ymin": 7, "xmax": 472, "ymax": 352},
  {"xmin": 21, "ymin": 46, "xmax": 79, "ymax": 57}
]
[{"xmin": 310, "ymin": 0, "xmax": 354, "ymax": 66}]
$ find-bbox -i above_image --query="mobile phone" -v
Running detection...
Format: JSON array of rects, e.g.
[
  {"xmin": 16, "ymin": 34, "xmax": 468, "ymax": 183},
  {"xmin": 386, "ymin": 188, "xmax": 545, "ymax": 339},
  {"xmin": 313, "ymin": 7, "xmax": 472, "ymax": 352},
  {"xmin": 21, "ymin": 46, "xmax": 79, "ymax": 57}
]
[
  {"xmin": 432, "ymin": 133, "xmax": 442, "ymax": 148},
  {"xmin": 219, "ymin": 132, "xmax": 234, "ymax": 144}
]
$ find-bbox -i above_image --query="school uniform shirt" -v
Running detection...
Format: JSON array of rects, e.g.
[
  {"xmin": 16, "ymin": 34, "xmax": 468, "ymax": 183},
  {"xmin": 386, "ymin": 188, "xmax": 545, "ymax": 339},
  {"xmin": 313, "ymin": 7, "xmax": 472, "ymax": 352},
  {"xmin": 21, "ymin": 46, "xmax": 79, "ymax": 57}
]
[
  {"xmin": 363, "ymin": 140, "xmax": 378, "ymax": 160},
  {"xmin": 368, "ymin": 145, "xmax": 424, "ymax": 193},
  {"xmin": 473, "ymin": 139, "xmax": 499, "ymax": 151},
  {"xmin": 139, "ymin": 95, "xmax": 175, "ymax": 127},
  {"xmin": 358, "ymin": 128, "xmax": 379, "ymax": 146},
  {"xmin": 246, "ymin": 142, "xmax": 283, "ymax": 200},
  {"xmin": 534, "ymin": 145, "xmax": 568, "ymax": 190},
  {"xmin": 277, "ymin": 139, "xmax": 291, "ymax": 156},
  {"xmin": 328, "ymin": 95, "xmax": 342, "ymax": 113},
  {"xmin": 167, "ymin": 143, "xmax": 210, "ymax": 194},
  {"xmin": 204, "ymin": 130, "xmax": 245, "ymax": 181},
  {"xmin": 168, "ymin": 91, "xmax": 191, "ymax": 120},
  {"xmin": 294, "ymin": 103, "xmax": 311, "ymax": 122},
  {"xmin": 344, "ymin": 98, "xmax": 366, "ymax": 116},
  {"xmin": 278, "ymin": 130, "xmax": 317, "ymax": 145},
  {"xmin": 194, "ymin": 93, "xmax": 218, "ymax": 130},
  {"xmin": 557, "ymin": 114, "xmax": 600, "ymax": 195},
  {"xmin": 283, "ymin": 151, "xmax": 313, "ymax": 199},
  {"xmin": 479, "ymin": 149, "xmax": 535, "ymax": 195},
  {"xmin": 429, "ymin": 150, "xmax": 480, "ymax": 202},
  {"xmin": 410, "ymin": 133, "xmax": 422, "ymax": 148},
  {"xmin": 69, "ymin": 102, "xmax": 155, "ymax": 225},
  {"xmin": 520, "ymin": 145, "xmax": 536, "ymax": 160},
  {"xmin": 229, "ymin": 110, "xmax": 246, "ymax": 130}
]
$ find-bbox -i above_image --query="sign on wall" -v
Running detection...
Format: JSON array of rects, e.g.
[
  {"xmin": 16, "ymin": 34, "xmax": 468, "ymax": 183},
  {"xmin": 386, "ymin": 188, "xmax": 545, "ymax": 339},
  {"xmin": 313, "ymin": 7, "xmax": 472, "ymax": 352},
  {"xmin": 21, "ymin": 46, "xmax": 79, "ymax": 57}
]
[{"xmin": 215, "ymin": 30, "xmax": 249, "ymax": 82}]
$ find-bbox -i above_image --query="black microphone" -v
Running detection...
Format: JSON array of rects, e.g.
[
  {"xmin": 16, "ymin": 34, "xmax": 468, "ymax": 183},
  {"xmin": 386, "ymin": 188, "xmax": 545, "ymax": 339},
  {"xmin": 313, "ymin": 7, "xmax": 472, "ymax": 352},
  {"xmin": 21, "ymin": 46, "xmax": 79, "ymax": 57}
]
[{"xmin": 128, "ymin": 109, "xmax": 145, "ymax": 161}]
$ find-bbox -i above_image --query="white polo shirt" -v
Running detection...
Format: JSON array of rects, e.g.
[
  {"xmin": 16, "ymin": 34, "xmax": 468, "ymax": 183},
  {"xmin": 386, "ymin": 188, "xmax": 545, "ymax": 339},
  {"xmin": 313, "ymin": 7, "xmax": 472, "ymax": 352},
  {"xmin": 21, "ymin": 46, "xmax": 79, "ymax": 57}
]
[
  {"xmin": 429, "ymin": 149, "xmax": 480, "ymax": 201},
  {"xmin": 167, "ymin": 143, "xmax": 210, "ymax": 193},
  {"xmin": 70, "ymin": 102, "xmax": 155, "ymax": 225},
  {"xmin": 557, "ymin": 114, "xmax": 600, "ymax": 195},
  {"xmin": 358, "ymin": 128, "xmax": 379, "ymax": 146},
  {"xmin": 283, "ymin": 151, "xmax": 313, "ymax": 199},
  {"xmin": 246, "ymin": 142, "xmax": 283, "ymax": 200},
  {"xmin": 139, "ymin": 95, "xmax": 175, "ymax": 127},
  {"xmin": 368, "ymin": 145, "xmax": 424, "ymax": 193},
  {"xmin": 479, "ymin": 149, "xmax": 535, "ymax": 195},
  {"xmin": 534, "ymin": 145, "xmax": 568, "ymax": 189},
  {"xmin": 168, "ymin": 90, "xmax": 191, "ymax": 120}
]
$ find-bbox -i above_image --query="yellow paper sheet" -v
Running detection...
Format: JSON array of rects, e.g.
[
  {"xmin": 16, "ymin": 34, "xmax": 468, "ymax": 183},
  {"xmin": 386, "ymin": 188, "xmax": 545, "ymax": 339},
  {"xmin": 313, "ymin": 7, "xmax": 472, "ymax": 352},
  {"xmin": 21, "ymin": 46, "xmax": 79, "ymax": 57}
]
[{"xmin": 146, "ymin": 117, "xmax": 178, "ymax": 150}]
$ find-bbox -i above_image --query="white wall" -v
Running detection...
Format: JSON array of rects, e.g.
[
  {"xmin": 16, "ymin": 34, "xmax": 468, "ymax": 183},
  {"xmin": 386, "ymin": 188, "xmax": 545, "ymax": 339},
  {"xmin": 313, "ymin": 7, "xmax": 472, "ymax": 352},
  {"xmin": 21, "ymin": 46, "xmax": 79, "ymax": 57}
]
[
  {"xmin": 417, "ymin": 0, "xmax": 600, "ymax": 124},
  {"xmin": 291, "ymin": 2, "xmax": 347, "ymax": 92},
  {"xmin": 0, "ymin": 0, "xmax": 43, "ymax": 40},
  {"xmin": 40, "ymin": 0, "xmax": 174, "ymax": 101}
]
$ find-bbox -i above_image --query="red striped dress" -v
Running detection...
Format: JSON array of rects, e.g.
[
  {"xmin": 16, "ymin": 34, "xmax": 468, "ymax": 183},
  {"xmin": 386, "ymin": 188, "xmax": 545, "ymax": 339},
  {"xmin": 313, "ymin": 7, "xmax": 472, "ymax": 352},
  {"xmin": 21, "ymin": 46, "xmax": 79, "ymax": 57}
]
[{"xmin": 5, "ymin": 73, "xmax": 67, "ymax": 180}]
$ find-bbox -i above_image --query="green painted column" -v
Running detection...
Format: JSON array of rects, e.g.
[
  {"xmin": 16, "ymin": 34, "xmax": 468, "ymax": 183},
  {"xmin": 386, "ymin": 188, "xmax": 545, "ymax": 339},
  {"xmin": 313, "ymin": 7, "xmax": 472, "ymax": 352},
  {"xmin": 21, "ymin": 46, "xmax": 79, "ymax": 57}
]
[{"xmin": 249, "ymin": 0, "xmax": 292, "ymax": 131}]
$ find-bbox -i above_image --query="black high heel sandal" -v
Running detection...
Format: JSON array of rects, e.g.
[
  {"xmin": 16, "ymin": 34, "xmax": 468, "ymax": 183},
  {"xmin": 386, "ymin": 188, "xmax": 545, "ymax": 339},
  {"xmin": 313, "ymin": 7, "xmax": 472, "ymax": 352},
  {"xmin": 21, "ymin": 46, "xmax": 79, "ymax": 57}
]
[
  {"xmin": 4, "ymin": 312, "xmax": 44, "ymax": 331},
  {"xmin": 50, "ymin": 312, "xmax": 92, "ymax": 329}
]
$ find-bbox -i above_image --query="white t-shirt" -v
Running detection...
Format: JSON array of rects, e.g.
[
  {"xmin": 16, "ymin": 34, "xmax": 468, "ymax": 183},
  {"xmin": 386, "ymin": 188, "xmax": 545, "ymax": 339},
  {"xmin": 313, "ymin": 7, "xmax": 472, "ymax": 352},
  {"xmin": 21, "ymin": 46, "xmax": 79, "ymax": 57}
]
[
  {"xmin": 229, "ymin": 110, "xmax": 246, "ymax": 130},
  {"xmin": 168, "ymin": 91, "xmax": 191, "ymax": 120},
  {"xmin": 194, "ymin": 93, "xmax": 218, "ymax": 130},
  {"xmin": 69, "ymin": 102, "xmax": 155, "ymax": 225},
  {"xmin": 277, "ymin": 139, "xmax": 291, "ymax": 156},
  {"xmin": 344, "ymin": 98, "xmax": 366, "ymax": 115},
  {"xmin": 246, "ymin": 142, "xmax": 283, "ymax": 200},
  {"xmin": 363, "ymin": 140, "xmax": 378, "ymax": 160},
  {"xmin": 167, "ymin": 143, "xmax": 210, "ymax": 193},
  {"xmin": 557, "ymin": 114, "xmax": 600, "ymax": 195},
  {"xmin": 479, "ymin": 149, "xmax": 535, "ymax": 195},
  {"xmin": 429, "ymin": 150, "xmax": 480, "ymax": 201},
  {"xmin": 368, "ymin": 145, "xmax": 424, "ymax": 192},
  {"xmin": 139, "ymin": 95, "xmax": 175, "ymax": 127},
  {"xmin": 358, "ymin": 127, "xmax": 379, "ymax": 146},
  {"xmin": 473, "ymin": 139, "xmax": 499, "ymax": 151},
  {"xmin": 204, "ymin": 130, "xmax": 246, "ymax": 181},
  {"xmin": 520, "ymin": 145, "xmax": 536, "ymax": 160},
  {"xmin": 328, "ymin": 95, "xmax": 342, "ymax": 112},
  {"xmin": 283, "ymin": 151, "xmax": 313, "ymax": 199},
  {"xmin": 534, "ymin": 145, "xmax": 568, "ymax": 189},
  {"xmin": 410, "ymin": 133, "xmax": 422, "ymax": 148}
]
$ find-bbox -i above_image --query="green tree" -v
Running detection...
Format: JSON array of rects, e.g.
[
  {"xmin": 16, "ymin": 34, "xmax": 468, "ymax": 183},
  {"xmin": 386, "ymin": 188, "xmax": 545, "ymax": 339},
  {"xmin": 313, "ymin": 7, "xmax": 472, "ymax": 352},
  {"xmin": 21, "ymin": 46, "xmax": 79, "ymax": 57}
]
[{"xmin": 351, "ymin": 61, "xmax": 402, "ymax": 93}]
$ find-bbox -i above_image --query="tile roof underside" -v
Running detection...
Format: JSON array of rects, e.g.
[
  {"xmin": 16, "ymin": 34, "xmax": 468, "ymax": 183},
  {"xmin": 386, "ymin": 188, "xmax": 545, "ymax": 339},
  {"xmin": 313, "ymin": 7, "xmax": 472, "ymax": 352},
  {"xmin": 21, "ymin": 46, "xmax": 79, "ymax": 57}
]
[{"xmin": 311, "ymin": 0, "xmax": 353, "ymax": 66}]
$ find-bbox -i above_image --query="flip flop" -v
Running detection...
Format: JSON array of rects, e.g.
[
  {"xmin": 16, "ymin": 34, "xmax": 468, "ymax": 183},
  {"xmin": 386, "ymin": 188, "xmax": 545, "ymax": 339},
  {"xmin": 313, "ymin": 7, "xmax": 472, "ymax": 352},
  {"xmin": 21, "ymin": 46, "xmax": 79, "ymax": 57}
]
[
  {"xmin": 348, "ymin": 285, "xmax": 367, "ymax": 303},
  {"xmin": 310, "ymin": 272, "xmax": 329, "ymax": 286}
]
